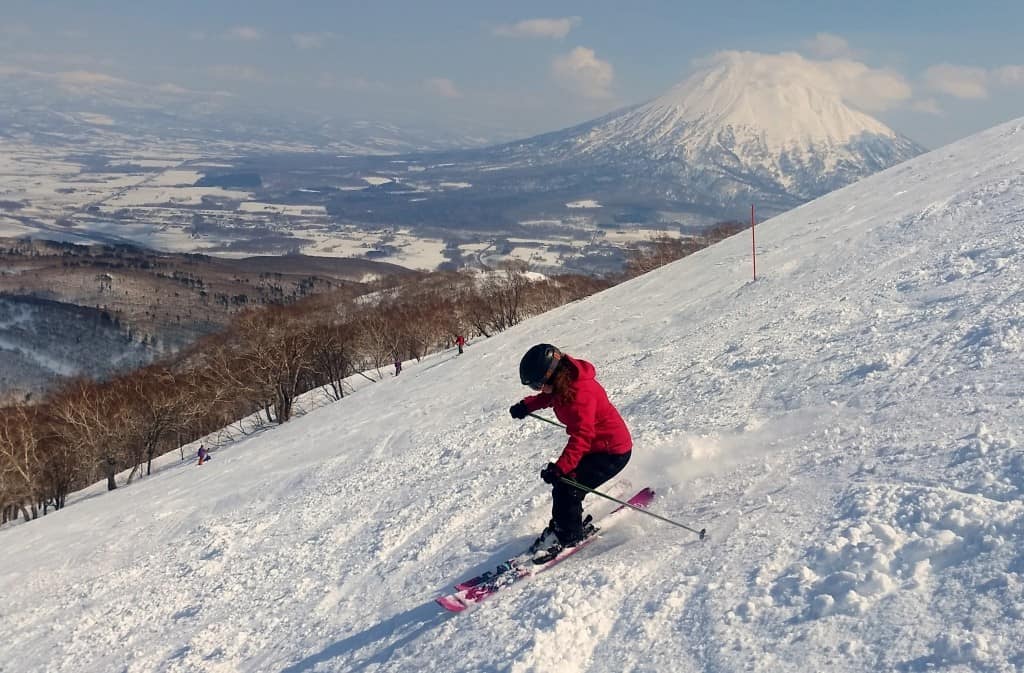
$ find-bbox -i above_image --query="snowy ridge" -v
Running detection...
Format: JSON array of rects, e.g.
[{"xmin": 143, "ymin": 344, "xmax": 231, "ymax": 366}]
[{"xmin": 1, "ymin": 117, "xmax": 1023, "ymax": 672}]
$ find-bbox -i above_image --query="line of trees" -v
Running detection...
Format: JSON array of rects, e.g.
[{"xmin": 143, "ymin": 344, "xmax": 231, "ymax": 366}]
[
  {"xmin": 0, "ymin": 264, "xmax": 610, "ymax": 524},
  {"xmin": 622, "ymin": 222, "xmax": 747, "ymax": 278},
  {"xmin": 1, "ymin": 223, "xmax": 748, "ymax": 526}
]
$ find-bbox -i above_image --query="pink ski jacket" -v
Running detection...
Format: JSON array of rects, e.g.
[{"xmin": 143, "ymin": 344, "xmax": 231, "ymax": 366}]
[{"xmin": 521, "ymin": 356, "xmax": 632, "ymax": 475}]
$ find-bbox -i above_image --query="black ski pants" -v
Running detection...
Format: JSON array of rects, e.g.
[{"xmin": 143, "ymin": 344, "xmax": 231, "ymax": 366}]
[{"xmin": 551, "ymin": 450, "xmax": 631, "ymax": 541}]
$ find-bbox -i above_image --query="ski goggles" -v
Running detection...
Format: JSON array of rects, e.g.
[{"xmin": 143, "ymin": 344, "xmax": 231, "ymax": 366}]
[{"xmin": 524, "ymin": 352, "xmax": 562, "ymax": 390}]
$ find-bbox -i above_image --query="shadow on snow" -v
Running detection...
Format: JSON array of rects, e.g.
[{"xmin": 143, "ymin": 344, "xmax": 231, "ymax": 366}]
[{"xmin": 280, "ymin": 600, "xmax": 454, "ymax": 673}]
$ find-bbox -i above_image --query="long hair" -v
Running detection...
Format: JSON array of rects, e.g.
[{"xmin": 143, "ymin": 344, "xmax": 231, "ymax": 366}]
[{"xmin": 548, "ymin": 357, "xmax": 578, "ymax": 405}]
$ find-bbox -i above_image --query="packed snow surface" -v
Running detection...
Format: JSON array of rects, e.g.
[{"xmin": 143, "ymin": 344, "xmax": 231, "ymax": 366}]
[{"xmin": 2, "ymin": 118, "xmax": 1024, "ymax": 672}]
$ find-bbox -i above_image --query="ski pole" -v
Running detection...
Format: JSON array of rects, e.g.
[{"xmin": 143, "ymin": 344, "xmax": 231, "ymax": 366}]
[
  {"xmin": 528, "ymin": 412, "xmax": 566, "ymax": 429},
  {"xmin": 560, "ymin": 476, "xmax": 707, "ymax": 540},
  {"xmin": 529, "ymin": 413, "xmax": 707, "ymax": 539}
]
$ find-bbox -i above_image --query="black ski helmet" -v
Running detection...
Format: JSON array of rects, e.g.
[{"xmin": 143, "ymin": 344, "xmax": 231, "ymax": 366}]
[{"xmin": 520, "ymin": 343, "xmax": 562, "ymax": 390}]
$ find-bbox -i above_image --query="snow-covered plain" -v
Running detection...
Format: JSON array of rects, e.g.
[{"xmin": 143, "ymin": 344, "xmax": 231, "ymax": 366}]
[
  {"xmin": 238, "ymin": 202, "xmax": 329, "ymax": 216},
  {"xmin": 2, "ymin": 118, "xmax": 1024, "ymax": 672}
]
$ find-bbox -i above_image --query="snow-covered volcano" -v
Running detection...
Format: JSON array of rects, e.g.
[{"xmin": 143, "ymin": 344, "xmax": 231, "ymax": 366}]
[
  {"xmin": 492, "ymin": 51, "xmax": 925, "ymax": 217},
  {"xmin": 582, "ymin": 51, "xmax": 905, "ymax": 158}
]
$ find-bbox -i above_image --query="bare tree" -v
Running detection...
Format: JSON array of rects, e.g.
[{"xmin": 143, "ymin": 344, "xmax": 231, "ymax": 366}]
[
  {"xmin": 230, "ymin": 307, "xmax": 318, "ymax": 423},
  {"xmin": 622, "ymin": 234, "xmax": 697, "ymax": 277},
  {"xmin": 463, "ymin": 262, "xmax": 532, "ymax": 336},
  {"xmin": 309, "ymin": 318, "xmax": 359, "ymax": 400},
  {"xmin": 115, "ymin": 365, "xmax": 212, "ymax": 478},
  {"xmin": 623, "ymin": 223, "xmax": 748, "ymax": 279},
  {"xmin": 0, "ymin": 404, "xmax": 42, "ymax": 522},
  {"xmin": 357, "ymin": 306, "xmax": 398, "ymax": 379},
  {"xmin": 47, "ymin": 379, "xmax": 122, "ymax": 499}
]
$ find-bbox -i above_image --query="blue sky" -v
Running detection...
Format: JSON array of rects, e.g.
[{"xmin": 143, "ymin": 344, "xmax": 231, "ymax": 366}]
[{"xmin": 2, "ymin": 0, "xmax": 1022, "ymax": 147}]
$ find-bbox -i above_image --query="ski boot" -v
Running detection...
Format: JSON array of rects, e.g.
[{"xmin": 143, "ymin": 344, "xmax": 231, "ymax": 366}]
[
  {"xmin": 531, "ymin": 515, "xmax": 596, "ymax": 564},
  {"xmin": 529, "ymin": 520, "xmax": 559, "ymax": 556}
]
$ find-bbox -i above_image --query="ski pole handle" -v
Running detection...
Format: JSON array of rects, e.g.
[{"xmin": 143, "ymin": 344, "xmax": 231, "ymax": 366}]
[{"xmin": 559, "ymin": 476, "xmax": 707, "ymax": 540}]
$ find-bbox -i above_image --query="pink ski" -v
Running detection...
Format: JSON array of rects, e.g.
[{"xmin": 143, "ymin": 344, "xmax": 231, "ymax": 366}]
[{"xmin": 437, "ymin": 487, "xmax": 655, "ymax": 612}]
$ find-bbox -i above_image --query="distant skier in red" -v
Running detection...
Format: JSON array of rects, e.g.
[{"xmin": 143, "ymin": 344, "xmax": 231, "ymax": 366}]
[
  {"xmin": 509, "ymin": 343, "xmax": 632, "ymax": 561},
  {"xmin": 455, "ymin": 334, "xmax": 466, "ymax": 355},
  {"xmin": 197, "ymin": 445, "xmax": 209, "ymax": 466}
]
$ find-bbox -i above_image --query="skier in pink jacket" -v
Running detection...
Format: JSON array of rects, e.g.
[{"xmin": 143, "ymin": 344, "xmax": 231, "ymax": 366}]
[{"xmin": 510, "ymin": 343, "xmax": 632, "ymax": 560}]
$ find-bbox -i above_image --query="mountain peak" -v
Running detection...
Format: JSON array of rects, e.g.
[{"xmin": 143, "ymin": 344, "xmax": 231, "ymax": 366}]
[
  {"xmin": 650, "ymin": 51, "xmax": 898, "ymax": 151},
  {"xmin": 539, "ymin": 50, "xmax": 925, "ymax": 211}
]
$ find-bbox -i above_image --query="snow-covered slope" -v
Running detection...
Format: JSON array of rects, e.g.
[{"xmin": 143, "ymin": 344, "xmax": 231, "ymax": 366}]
[{"xmin": 2, "ymin": 118, "xmax": 1023, "ymax": 672}]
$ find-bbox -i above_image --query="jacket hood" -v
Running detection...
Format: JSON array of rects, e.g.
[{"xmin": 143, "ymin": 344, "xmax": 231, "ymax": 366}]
[{"xmin": 567, "ymin": 355, "xmax": 595, "ymax": 382}]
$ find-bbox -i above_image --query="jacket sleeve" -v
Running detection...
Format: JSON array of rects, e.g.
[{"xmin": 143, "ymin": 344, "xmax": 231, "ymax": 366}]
[
  {"xmin": 522, "ymin": 392, "xmax": 553, "ymax": 412},
  {"xmin": 553, "ymin": 391, "xmax": 598, "ymax": 475}
]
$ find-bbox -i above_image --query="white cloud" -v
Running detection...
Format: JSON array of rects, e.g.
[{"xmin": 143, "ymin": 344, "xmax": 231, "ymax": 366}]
[
  {"xmin": 56, "ymin": 70, "xmax": 129, "ymax": 87},
  {"xmin": 797, "ymin": 36, "xmax": 1023, "ymax": 109},
  {"xmin": 819, "ymin": 58, "xmax": 913, "ymax": 111},
  {"xmin": 6, "ymin": 67, "xmax": 148, "ymax": 94},
  {"xmin": 918, "ymin": 63, "xmax": 1024, "ymax": 100},
  {"xmin": 0, "ymin": 63, "xmax": 211, "ymax": 101},
  {"xmin": 16, "ymin": 51, "xmax": 116, "ymax": 69},
  {"xmin": 994, "ymin": 65, "xmax": 1024, "ymax": 87},
  {"xmin": 157, "ymin": 83, "xmax": 190, "ymax": 95},
  {"xmin": 0, "ymin": 64, "xmax": 115, "ymax": 88},
  {"xmin": 552, "ymin": 46, "xmax": 614, "ymax": 99},
  {"xmin": 912, "ymin": 98, "xmax": 943, "ymax": 115},
  {"xmin": 225, "ymin": 26, "xmax": 263, "ymax": 41},
  {"xmin": 803, "ymin": 32, "xmax": 855, "ymax": 59},
  {"xmin": 292, "ymin": 32, "xmax": 334, "ymax": 50},
  {"xmin": 924, "ymin": 64, "xmax": 989, "ymax": 99},
  {"xmin": 209, "ymin": 65, "xmax": 267, "ymax": 83},
  {"xmin": 1, "ymin": 23, "xmax": 32, "ymax": 39},
  {"xmin": 423, "ymin": 77, "xmax": 462, "ymax": 99},
  {"xmin": 317, "ymin": 73, "xmax": 389, "ymax": 92},
  {"xmin": 493, "ymin": 17, "xmax": 580, "ymax": 39}
]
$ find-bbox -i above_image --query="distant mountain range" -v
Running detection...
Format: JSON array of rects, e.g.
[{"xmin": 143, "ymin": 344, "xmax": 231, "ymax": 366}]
[
  {"xmin": 1, "ymin": 51, "xmax": 928, "ymax": 267},
  {"xmin": 326, "ymin": 51, "xmax": 927, "ymax": 228},
  {"xmin": 0, "ymin": 73, "xmax": 511, "ymax": 155}
]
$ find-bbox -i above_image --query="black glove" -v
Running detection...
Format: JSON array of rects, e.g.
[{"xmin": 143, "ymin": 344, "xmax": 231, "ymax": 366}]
[
  {"xmin": 509, "ymin": 402, "xmax": 529, "ymax": 420},
  {"xmin": 540, "ymin": 462, "xmax": 563, "ymax": 485}
]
